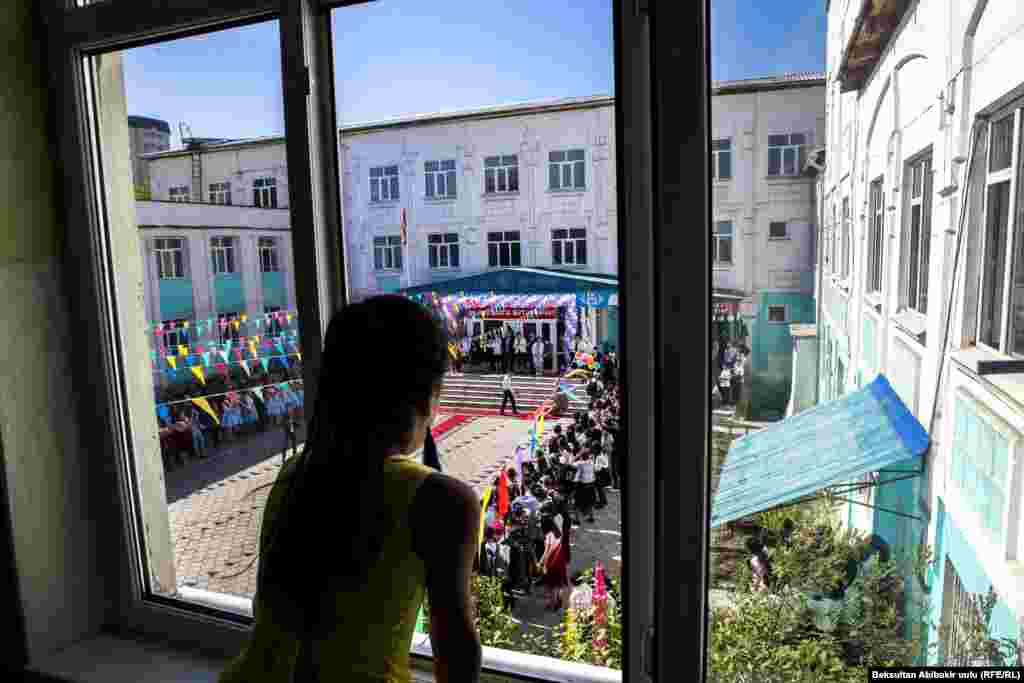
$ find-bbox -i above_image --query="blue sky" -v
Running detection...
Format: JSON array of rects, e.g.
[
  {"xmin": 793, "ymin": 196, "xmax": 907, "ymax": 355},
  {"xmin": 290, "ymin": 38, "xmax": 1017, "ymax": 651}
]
[{"xmin": 122, "ymin": 0, "xmax": 824, "ymax": 148}]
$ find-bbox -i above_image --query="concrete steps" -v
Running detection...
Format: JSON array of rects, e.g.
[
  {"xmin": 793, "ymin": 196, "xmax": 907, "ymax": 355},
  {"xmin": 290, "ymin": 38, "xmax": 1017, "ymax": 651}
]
[{"xmin": 440, "ymin": 373, "xmax": 589, "ymax": 413}]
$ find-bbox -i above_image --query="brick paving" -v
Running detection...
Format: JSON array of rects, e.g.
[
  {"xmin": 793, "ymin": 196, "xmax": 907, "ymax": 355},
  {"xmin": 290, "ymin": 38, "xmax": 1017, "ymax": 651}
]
[{"xmin": 165, "ymin": 412, "xmax": 584, "ymax": 598}]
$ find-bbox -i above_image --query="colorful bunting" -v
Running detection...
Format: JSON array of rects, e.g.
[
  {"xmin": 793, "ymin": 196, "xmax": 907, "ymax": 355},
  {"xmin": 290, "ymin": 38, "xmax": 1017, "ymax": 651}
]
[
  {"xmin": 261, "ymin": 358, "xmax": 270, "ymax": 373},
  {"xmin": 178, "ymin": 344, "xmax": 188, "ymax": 356},
  {"xmin": 240, "ymin": 360, "xmax": 252, "ymax": 377},
  {"xmin": 166, "ymin": 356, "xmax": 177, "ymax": 370},
  {"xmin": 191, "ymin": 366, "xmax": 206, "ymax": 385},
  {"xmin": 190, "ymin": 398, "xmax": 220, "ymax": 425}
]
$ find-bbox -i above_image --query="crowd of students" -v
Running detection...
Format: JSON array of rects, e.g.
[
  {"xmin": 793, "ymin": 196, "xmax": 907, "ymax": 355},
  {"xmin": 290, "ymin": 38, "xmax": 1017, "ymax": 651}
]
[
  {"xmin": 478, "ymin": 373, "xmax": 623, "ymax": 613},
  {"xmin": 451, "ymin": 324, "xmax": 607, "ymax": 376},
  {"xmin": 156, "ymin": 379, "xmax": 305, "ymax": 469},
  {"xmin": 713, "ymin": 338, "xmax": 747, "ymax": 406}
]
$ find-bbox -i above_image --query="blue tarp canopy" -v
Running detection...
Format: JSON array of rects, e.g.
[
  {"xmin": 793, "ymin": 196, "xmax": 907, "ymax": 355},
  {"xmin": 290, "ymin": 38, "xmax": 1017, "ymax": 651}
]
[{"xmin": 711, "ymin": 375, "xmax": 930, "ymax": 528}]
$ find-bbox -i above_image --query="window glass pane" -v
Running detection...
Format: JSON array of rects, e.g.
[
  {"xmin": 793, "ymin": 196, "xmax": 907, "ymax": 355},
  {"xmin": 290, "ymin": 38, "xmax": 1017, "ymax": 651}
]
[
  {"xmin": 719, "ymin": 150, "xmax": 731, "ymax": 180},
  {"xmin": 1012, "ymin": 201, "xmax": 1024, "ymax": 355},
  {"xmin": 442, "ymin": 159, "xmax": 455, "ymax": 171},
  {"xmin": 552, "ymin": 240, "xmax": 562, "ymax": 264},
  {"xmin": 990, "ymin": 116, "xmax": 1014, "ymax": 173},
  {"xmin": 782, "ymin": 147, "xmax": 796, "ymax": 175},
  {"xmin": 425, "ymin": 173, "xmax": 434, "ymax": 197},
  {"xmin": 510, "ymin": 241, "xmax": 521, "ymax": 266},
  {"xmin": 907, "ymin": 205, "xmax": 921, "ymax": 309},
  {"xmin": 488, "ymin": 231, "xmax": 502, "ymax": 242},
  {"xmin": 574, "ymin": 161, "xmax": 585, "ymax": 188},
  {"xmin": 390, "ymin": 177, "xmax": 399, "ymax": 200},
  {"xmin": 488, "ymin": 242, "xmax": 498, "ymax": 267},
  {"xmin": 549, "ymin": 150, "xmax": 565, "ymax": 162},
  {"xmin": 768, "ymin": 148, "xmax": 781, "ymax": 175},
  {"xmin": 485, "ymin": 156, "xmax": 499, "ymax": 167},
  {"xmin": 449, "ymin": 244, "xmax": 459, "ymax": 268},
  {"xmin": 446, "ymin": 170, "xmax": 456, "ymax": 196},
  {"xmin": 549, "ymin": 163, "xmax": 560, "ymax": 190},
  {"xmin": 565, "ymin": 241, "xmax": 575, "ymax": 264},
  {"xmin": 981, "ymin": 182, "xmax": 1011, "ymax": 348},
  {"xmin": 428, "ymin": 245, "xmax": 438, "ymax": 268},
  {"xmin": 790, "ymin": 133, "xmax": 806, "ymax": 145},
  {"xmin": 507, "ymin": 231, "xmax": 520, "ymax": 241},
  {"xmin": 436, "ymin": 172, "xmax": 445, "ymax": 197},
  {"xmin": 371, "ymin": 178, "xmax": 380, "ymax": 202},
  {"xmin": 485, "ymin": 169, "xmax": 495, "ymax": 193},
  {"xmin": 562, "ymin": 164, "xmax": 572, "ymax": 189},
  {"xmin": 509, "ymin": 166, "xmax": 519, "ymax": 192},
  {"xmin": 102, "ymin": 22, "xmax": 308, "ymax": 613},
  {"xmin": 576, "ymin": 239, "xmax": 586, "ymax": 264},
  {"xmin": 439, "ymin": 246, "xmax": 448, "ymax": 267},
  {"xmin": 568, "ymin": 149, "xmax": 584, "ymax": 161},
  {"xmin": 719, "ymin": 236, "xmax": 732, "ymax": 262},
  {"xmin": 503, "ymin": 155, "xmax": 517, "ymax": 165},
  {"xmin": 497, "ymin": 168, "xmax": 506, "ymax": 192},
  {"xmin": 425, "ymin": 160, "xmax": 438, "ymax": 172},
  {"xmin": 499, "ymin": 242, "xmax": 510, "ymax": 266},
  {"xmin": 768, "ymin": 134, "xmax": 788, "ymax": 146}
]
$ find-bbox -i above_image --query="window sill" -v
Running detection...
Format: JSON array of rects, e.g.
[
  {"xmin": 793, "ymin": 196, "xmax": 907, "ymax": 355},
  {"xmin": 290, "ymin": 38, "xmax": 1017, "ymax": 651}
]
[
  {"xmin": 764, "ymin": 175, "xmax": 810, "ymax": 183},
  {"xmin": 429, "ymin": 267, "xmax": 461, "ymax": 273},
  {"xmin": 951, "ymin": 346, "xmax": 1024, "ymax": 378},
  {"xmin": 481, "ymin": 192, "xmax": 520, "ymax": 200},
  {"xmin": 547, "ymin": 189, "xmax": 587, "ymax": 196},
  {"xmin": 891, "ymin": 309, "xmax": 927, "ymax": 345},
  {"xmin": 424, "ymin": 197, "xmax": 457, "ymax": 204},
  {"xmin": 712, "ymin": 179, "xmax": 732, "ymax": 186},
  {"xmin": 713, "ymin": 263, "xmax": 733, "ymax": 270},
  {"xmin": 369, "ymin": 201, "xmax": 400, "ymax": 208},
  {"xmin": 23, "ymin": 629, "xmax": 620, "ymax": 683},
  {"xmin": 767, "ymin": 236, "xmax": 790, "ymax": 241}
]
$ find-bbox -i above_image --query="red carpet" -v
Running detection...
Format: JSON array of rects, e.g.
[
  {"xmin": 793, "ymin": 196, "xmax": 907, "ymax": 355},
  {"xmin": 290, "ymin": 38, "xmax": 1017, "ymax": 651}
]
[
  {"xmin": 431, "ymin": 414, "xmax": 472, "ymax": 439},
  {"xmin": 438, "ymin": 407, "xmax": 556, "ymax": 421}
]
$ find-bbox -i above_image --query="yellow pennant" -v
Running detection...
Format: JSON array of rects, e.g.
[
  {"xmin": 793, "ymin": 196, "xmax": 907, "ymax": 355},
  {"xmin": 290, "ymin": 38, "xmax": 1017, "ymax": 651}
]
[
  {"xmin": 191, "ymin": 366, "xmax": 206, "ymax": 385},
  {"xmin": 287, "ymin": 313, "xmax": 293, "ymax": 323},
  {"xmin": 178, "ymin": 344, "xmax": 187, "ymax": 356},
  {"xmin": 537, "ymin": 414, "xmax": 545, "ymax": 437},
  {"xmin": 190, "ymin": 397, "xmax": 220, "ymax": 425},
  {"xmin": 241, "ymin": 314, "xmax": 248, "ymax": 322},
  {"xmin": 297, "ymin": 352, "xmax": 302, "ymax": 363},
  {"xmin": 232, "ymin": 319, "xmax": 240, "ymax": 330},
  {"xmin": 478, "ymin": 486, "xmax": 494, "ymax": 551},
  {"xmin": 166, "ymin": 356, "xmax": 177, "ymax": 370}
]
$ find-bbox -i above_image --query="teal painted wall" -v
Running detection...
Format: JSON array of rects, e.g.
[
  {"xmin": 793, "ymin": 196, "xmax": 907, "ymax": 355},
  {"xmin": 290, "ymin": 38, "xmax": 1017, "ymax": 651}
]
[
  {"xmin": 213, "ymin": 273, "xmax": 245, "ymax": 313},
  {"xmin": 927, "ymin": 501, "xmax": 1020, "ymax": 664},
  {"xmin": 790, "ymin": 336, "xmax": 819, "ymax": 414},
  {"xmin": 158, "ymin": 278, "xmax": 195, "ymax": 320},
  {"xmin": 261, "ymin": 271, "xmax": 286, "ymax": 309},
  {"xmin": 861, "ymin": 314, "xmax": 878, "ymax": 381},
  {"xmin": 750, "ymin": 292, "xmax": 815, "ymax": 421},
  {"xmin": 377, "ymin": 275, "xmax": 401, "ymax": 293}
]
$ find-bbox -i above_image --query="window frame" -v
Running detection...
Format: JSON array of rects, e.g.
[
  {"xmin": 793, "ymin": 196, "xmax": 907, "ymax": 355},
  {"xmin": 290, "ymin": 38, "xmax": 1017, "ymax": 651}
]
[
  {"xmin": 258, "ymin": 236, "xmax": 280, "ymax": 273},
  {"xmin": 711, "ymin": 138, "xmax": 731, "ymax": 181},
  {"xmin": 424, "ymin": 158, "xmax": 457, "ymax": 199},
  {"xmin": 427, "ymin": 232, "xmax": 460, "ymax": 270},
  {"xmin": 369, "ymin": 164, "xmax": 400, "ymax": 203},
  {"xmin": 867, "ymin": 176, "xmax": 885, "ymax": 295},
  {"xmin": 208, "ymin": 180, "xmax": 232, "ymax": 205},
  {"xmin": 900, "ymin": 148, "xmax": 934, "ymax": 316},
  {"xmin": 551, "ymin": 227, "xmax": 587, "ymax": 266},
  {"xmin": 767, "ymin": 304, "xmax": 788, "ymax": 324},
  {"xmin": 975, "ymin": 108, "xmax": 1022, "ymax": 356},
  {"xmin": 373, "ymin": 234, "xmax": 403, "ymax": 272},
  {"xmin": 483, "ymin": 154, "xmax": 520, "ymax": 195},
  {"xmin": 768, "ymin": 220, "xmax": 788, "ymax": 240},
  {"xmin": 548, "ymin": 148, "xmax": 587, "ymax": 191},
  {"xmin": 168, "ymin": 184, "xmax": 189, "ymax": 202},
  {"xmin": 712, "ymin": 220, "xmax": 733, "ymax": 266},
  {"xmin": 210, "ymin": 235, "xmax": 237, "ymax": 275},
  {"xmin": 253, "ymin": 175, "xmax": 278, "ymax": 208},
  {"xmin": 767, "ymin": 132, "xmax": 807, "ymax": 177},
  {"xmin": 35, "ymin": 1, "xmax": 689, "ymax": 682},
  {"xmin": 153, "ymin": 236, "xmax": 186, "ymax": 279},
  {"xmin": 486, "ymin": 230, "xmax": 522, "ymax": 268}
]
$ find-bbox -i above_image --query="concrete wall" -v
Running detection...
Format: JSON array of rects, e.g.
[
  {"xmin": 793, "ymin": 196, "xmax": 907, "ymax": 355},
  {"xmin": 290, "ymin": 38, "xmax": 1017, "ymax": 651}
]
[{"xmin": 822, "ymin": 0, "xmax": 1024, "ymax": 660}]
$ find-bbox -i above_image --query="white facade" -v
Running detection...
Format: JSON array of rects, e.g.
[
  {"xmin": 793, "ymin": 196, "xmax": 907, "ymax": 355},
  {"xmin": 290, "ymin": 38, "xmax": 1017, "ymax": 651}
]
[
  {"xmin": 338, "ymin": 97, "xmax": 618, "ymax": 300},
  {"xmin": 711, "ymin": 78, "xmax": 825, "ymax": 302},
  {"xmin": 821, "ymin": 0, "xmax": 1024, "ymax": 657}
]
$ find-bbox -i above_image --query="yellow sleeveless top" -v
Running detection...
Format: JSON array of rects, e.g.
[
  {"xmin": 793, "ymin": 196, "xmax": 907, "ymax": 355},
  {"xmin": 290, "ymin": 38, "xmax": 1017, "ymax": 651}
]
[{"xmin": 218, "ymin": 453, "xmax": 436, "ymax": 683}]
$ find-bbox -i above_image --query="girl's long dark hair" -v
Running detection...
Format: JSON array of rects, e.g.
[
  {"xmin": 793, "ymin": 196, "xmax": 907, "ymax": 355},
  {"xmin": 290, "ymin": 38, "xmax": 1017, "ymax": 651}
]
[{"xmin": 244, "ymin": 296, "xmax": 448, "ymax": 637}]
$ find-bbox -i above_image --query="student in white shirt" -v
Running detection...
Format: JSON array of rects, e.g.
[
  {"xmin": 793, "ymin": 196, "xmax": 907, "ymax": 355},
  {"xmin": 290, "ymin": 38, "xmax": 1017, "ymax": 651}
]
[
  {"xmin": 573, "ymin": 451, "xmax": 597, "ymax": 523},
  {"xmin": 499, "ymin": 373, "xmax": 519, "ymax": 416}
]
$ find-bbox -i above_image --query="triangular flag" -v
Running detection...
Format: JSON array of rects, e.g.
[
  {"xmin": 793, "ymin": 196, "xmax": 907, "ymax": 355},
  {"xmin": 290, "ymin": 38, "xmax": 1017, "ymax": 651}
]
[
  {"xmin": 261, "ymin": 358, "xmax": 270, "ymax": 373},
  {"xmin": 233, "ymin": 319, "xmax": 240, "ymax": 330},
  {"xmin": 497, "ymin": 470, "xmax": 510, "ymax": 520},
  {"xmin": 275, "ymin": 342, "xmax": 285, "ymax": 355},
  {"xmin": 224, "ymin": 340, "xmax": 232, "ymax": 353},
  {"xmin": 478, "ymin": 486, "xmax": 493, "ymax": 554},
  {"xmin": 219, "ymin": 350, "xmax": 229, "ymax": 363},
  {"xmin": 191, "ymin": 366, "xmax": 206, "ymax": 385},
  {"xmin": 240, "ymin": 360, "xmax": 251, "ymax": 377},
  {"xmin": 256, "ymin": 318, "xmax": 262, "ymax": 328},
  {"xmin": 234, "ymin": 348, "xmax": 243, "ymax": 361},
  {"xmin": 150, "ymin": 351, "xmax": 156, "ymax": 361},
  {"xmin": 537, "ymin": 414, "xmax": 545, "ymax": 437},
  {"xmin": 202, "ymin": 352, "xmax": 211, "ymax": 367},
  {"xmin": 166, "ymin": 356, "xmax": 177, "ymax": 370},
  {"xmin": 250, "ymin": 387, "xmax": 263, "ymax": 403},
  {"xmin": 190, "ymin": 398, "xmax": 220, "ymax": 425},
  {"xmin": 297, "ymin": 352, "xmax": 302, "ymax": 363},
  {"xmin": 286, "ymin": 313, "xmax": 292, "ymax": 323},
  {"xmin": 178, "ymin": 344, "xmax": 187, "ymax": 356},
  {"xmin": 280, "ymin": 356, "xmax": 290, "ymax": 369}
]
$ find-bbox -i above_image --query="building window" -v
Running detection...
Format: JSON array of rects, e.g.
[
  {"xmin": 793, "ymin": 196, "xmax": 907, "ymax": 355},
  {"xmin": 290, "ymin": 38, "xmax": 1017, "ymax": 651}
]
[
  {"xmin": 867, "ymin": 177, "xmax": 885, "ymax": 294},
  {"xmin": 370, "ymin": 165, "xmax": 399, "ymax": 202},
  {"xmin": 218, "ymin": 312, "xmax": 242, "ymax": 344},
  {"xmin": 902, "ymin": 152, "xmax": 933, "ymax": 315},
  {"xmin": 161, "ymin": 318, "xmax": 189, "ymax": 350},
  {"xmin": 428, "ymin": 233, "xmax": 460, "ymax": 269},
  {"xmin": 950, "ymin": 396, "xmax": 1009, "ymax": 543},
  {"xmin": 767, "ymin": 305, "xmax": 787, "ymax": 323},
  {"xmin": 153, "ymin": 237, "xmax": 186, "ymax": 279},
  {"xmin": 258, "ymin": 237, "xmax": 280, "ymax": 273},
  {"xmin": 552, "ymin": 228, "xmax": 587, "ymax": 266},
  {"xmin": 265, "ymin": 306, "xmax": 283, "ymax": 337},
  {"xmin": 209, "ymin": 181, "xmax": 232, "ymax": 205},
  {"xmin": 939, "ymin": 557, "xmax": 991, "ymax": 666},
  {"xmin": 768, "ymin": 221, "xmax": 787, "ymax": 239},
  {"xmin": 712, "ymin": 221, "xmax": 733, "ymax": 265},
  {"xmin": 253, "ymin": 176, "xmax": 278, "ymax": 208},
  {"xmin": 425, "ymin": 160, "xmax": 456, "ymax": 199},
  {"xmin": 487, "ymin": 230, "xmax": 522, "ymax": 267},
  {"xmin": 841, "ymin": 197, "xmax": 851, "ymax": 280},
  {"xmin": 168, "ymin": 185, "xmax": 189, "ymax": 202},
  {"xmin": 374, "ymin": 235, "xmax": 402, "ymax": 271},
  {"xmin": 548, "ymin": 149, "xmax": 585, "ymax": 190},
  {"xmin": 210, "ymin": 236, "xmax": 237, "ymax": 274},
  {"xmin": 712, "ymin": 139, "xmax": 732, "ymax": 181},
  {"xmin": 975, "ymin": 108, "xmax": 1024, "ymax": 355},
  {"xmin": 767, "ymin": 133, "xmax": 806, "ymax": 176},
  {"xmin": 484, "ymin": 155, "xmax": 519, "ymax": 194}
]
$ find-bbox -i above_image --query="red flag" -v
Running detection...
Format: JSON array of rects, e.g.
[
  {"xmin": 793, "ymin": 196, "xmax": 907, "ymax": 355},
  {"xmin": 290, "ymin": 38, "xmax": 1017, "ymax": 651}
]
[
  {"xmin": 497, "ymin": 469, "xmax": 510, "ymax": 520},
  {"xmin": 400, "ymin": 208, "xmax": 408, "ymax": 246}
]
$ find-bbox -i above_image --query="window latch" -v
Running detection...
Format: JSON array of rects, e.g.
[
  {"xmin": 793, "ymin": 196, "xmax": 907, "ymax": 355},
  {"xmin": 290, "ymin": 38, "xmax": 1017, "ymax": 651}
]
[{"xmin": 642, "ymin": 625, "xmax": 655, "ymax": 678}]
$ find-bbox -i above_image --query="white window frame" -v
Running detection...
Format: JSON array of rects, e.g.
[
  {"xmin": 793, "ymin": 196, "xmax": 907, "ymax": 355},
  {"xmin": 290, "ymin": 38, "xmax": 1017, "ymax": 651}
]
[
  {"xmin": 424, "ymin": 159, "xmax": 456, "ymax": 199},
  {"xmin": 768, "ymin": 221, "xmax": 788, "ymax": 240},
  {"xmin": 208, "ymin": 181, "xmax": 231, "ymax": 205},
  {"xmin": 976, "ymin": 108, "xmax": 1022, "ymax": 356},
  {"xmin": 258, "ymin": 236, "xmax": 279, "ymax": 273},
  {"xmin": 373, "ymin": 234, "xmax": 402, "ymax": 271},
  {"xmin": 767, "ymin": 132, "xmax": 807, "ymax": 177},
  {"xmin": 427, "ymin": 232, "xmax": 460, "ymax": 270},
  {"xmin": 548, "ymin": 149, "xmax": 586, "ymax": 191},
  {"xmin": 711, "ymin": 138, "xmax": 731, "ymax": 181},
  {"xmin": 841, "ymin": 196, "xmax": 851, "ymax": 282},
  {"xmin": 767, "ymin": 304, "xmax": 788, "ymax": 323},
  {"xmin": 40, "ymin": 5, "xmax": 675, "ymax": 682},
  {"xmin": 484, "ymin": 154, "xmax": 519, "ymax": 194},
  {"xmin": 210, "ymin": 236, "xmax": 237, "ymax": 275},
  {"xmin": 153, "ymin": 237, "xmax": 186, "ymax": 279},
  {"xmin": 712, "ymin": 220, "xmax": 733, "ymax": 266},
  {"xmin": 168, "ymin": 185, "xmax": 189, "ymax": 202},
  {"xmin": 487, "ymin": 230, "xmax": 522, "ymax": 268},
  {"xmin": 551, "ymin": 228, "xmax": 587, "ymax": 266},
  {"xmin": 867, "ymin": 176, "xmax": 885, "ymax": 295},
  {"xmin": 900, "ymin": 150, "xmax": 934, "ymax": 316},
  {"xmin": 370, "ymin": 164, "xmax": 399, "ymax": 203},
  {"xmin": 253, "ymin": 176, "xmax": 278, "ymax": 208}
]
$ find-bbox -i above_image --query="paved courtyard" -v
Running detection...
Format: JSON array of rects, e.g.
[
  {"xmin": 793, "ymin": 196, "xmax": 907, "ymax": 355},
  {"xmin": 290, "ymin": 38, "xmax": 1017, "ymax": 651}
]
[{"xmin": 165, "ymin": 411, "xmax": 617, "ymax": 599}]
